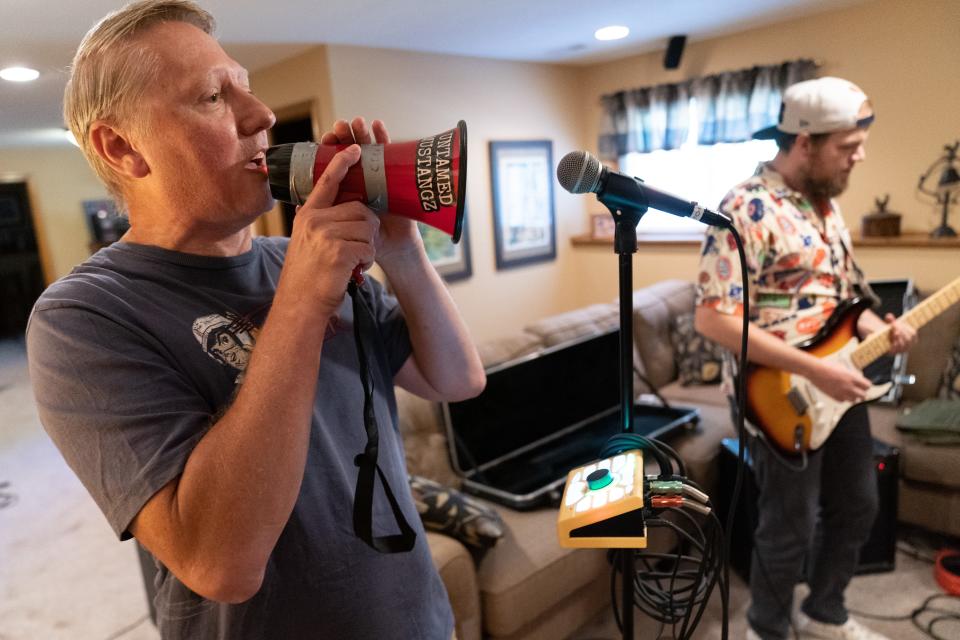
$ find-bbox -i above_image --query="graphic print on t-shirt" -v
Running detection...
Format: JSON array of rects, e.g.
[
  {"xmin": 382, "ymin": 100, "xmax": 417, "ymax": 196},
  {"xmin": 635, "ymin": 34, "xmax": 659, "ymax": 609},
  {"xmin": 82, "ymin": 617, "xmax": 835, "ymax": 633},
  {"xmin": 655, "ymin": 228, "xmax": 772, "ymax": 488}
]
[{"xmin": 192, "ymin": 311, "xmax": 259, "ymax": 383}]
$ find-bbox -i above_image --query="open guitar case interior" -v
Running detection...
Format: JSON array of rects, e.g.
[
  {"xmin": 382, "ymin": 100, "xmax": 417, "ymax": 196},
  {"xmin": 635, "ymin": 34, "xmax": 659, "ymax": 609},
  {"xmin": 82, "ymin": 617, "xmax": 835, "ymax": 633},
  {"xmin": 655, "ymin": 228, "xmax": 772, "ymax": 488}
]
[
  {"xmin": 863, "ymin": 278, "xmax": 917, "ymax": 404},
  {"xmin": 441, "ymin": 329, "xmax": 699, "ymax": 510}
]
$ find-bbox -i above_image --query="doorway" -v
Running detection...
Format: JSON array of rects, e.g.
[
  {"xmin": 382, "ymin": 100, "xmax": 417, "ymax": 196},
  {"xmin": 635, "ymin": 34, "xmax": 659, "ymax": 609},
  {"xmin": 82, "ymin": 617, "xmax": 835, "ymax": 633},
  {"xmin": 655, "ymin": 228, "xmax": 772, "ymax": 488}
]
[
  {"xmin": 270, "ymin": 115, "xmax": 315, "ymax": 236},
  {"xmin": 0, "ymin": 182, "xmax": 45, "ymax": 338}
]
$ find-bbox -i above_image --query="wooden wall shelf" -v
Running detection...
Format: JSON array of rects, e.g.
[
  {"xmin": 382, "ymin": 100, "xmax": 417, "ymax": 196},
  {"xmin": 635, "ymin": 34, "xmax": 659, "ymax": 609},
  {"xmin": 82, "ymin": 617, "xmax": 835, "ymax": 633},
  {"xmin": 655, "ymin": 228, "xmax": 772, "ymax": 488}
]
[
  {"xmin": 850, "ymin": 232, "xmax": 960, "ymax": 248},
  {"xmin": 570, "ymin": 233, "xmax": 702, "ymax": 248},
  {"xmin": 571, "ymin": 231, "xmax": 960, "ymax": 250}
]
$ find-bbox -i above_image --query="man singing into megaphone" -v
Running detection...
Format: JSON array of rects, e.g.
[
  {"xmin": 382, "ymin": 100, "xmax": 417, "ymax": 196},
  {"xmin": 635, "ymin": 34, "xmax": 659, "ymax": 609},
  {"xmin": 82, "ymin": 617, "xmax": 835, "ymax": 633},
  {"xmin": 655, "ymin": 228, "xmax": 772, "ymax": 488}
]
[{"xmin": 27, "ymin": 2, "xmax": 485, "ymax": 639}]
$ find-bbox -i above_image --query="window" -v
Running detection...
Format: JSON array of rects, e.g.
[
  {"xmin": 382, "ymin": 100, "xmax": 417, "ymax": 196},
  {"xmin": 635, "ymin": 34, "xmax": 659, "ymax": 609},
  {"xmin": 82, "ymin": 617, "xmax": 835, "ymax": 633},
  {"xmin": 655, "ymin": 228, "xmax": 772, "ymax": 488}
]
[{"xmin": 620, "ymin": 98, "xmax": 778, "ymax": 236}]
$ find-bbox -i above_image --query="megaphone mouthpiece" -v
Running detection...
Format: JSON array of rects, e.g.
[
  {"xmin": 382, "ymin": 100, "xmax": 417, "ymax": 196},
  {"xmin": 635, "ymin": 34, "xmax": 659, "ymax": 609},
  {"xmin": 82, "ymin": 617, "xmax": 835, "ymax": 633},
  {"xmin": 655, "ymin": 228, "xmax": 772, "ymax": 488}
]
[{"xmin": 265, "ymin": 143, "xmax": 294, "ymax": 203}]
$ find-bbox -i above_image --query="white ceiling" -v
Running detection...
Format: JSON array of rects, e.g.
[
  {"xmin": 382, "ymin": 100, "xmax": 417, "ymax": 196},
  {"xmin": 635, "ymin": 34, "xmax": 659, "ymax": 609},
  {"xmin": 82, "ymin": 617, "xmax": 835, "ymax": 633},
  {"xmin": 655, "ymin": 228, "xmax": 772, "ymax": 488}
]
[{"xmin": 0, "ymin": 0, "xmax": 870, "ymax": 148}]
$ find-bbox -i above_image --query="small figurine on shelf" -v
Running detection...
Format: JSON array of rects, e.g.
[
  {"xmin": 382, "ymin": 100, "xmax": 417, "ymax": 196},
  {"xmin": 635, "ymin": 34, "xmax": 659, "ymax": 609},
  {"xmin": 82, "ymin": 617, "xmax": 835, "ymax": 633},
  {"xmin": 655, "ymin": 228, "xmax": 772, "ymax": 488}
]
[{"xmin": 860, "ymin": 194, "xmax": 901, "ymax": 237}]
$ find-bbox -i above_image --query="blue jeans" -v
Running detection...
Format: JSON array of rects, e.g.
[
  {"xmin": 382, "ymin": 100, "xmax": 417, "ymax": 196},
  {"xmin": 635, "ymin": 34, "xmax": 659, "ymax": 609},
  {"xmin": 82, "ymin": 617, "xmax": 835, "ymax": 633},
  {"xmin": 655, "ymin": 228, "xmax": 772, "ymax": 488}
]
[{"xmin": 746, "ymin": 404, "xmax": 879, "ymax": 640}]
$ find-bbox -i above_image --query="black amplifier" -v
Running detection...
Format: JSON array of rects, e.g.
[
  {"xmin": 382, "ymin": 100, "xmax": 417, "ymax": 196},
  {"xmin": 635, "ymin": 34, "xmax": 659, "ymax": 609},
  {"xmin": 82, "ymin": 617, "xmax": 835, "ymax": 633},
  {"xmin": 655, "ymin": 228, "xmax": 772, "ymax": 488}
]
[{"xmin": 716, "ymin": 437, "xmax": 899, "ymax": 581}]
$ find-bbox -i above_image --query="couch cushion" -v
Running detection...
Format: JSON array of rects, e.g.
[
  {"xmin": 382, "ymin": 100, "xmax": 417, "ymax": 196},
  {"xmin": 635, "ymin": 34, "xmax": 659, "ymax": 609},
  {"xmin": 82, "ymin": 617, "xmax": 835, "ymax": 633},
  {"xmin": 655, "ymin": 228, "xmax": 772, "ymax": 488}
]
[
  {"xmin": 477, "ymin": 332, "xmax": 543, "ymax": 369},
  {"xmin": 427, "ymin": 532, "xmax": 482, "ymax": 640},
  {"xmin": 632, "ymin": 280, "xmax": 696, "ymax": 389},
  {"xmin": 658, "ymin": 380, "xmax": 728, "ymax": 408},
  {"xmin": 870, "ymin": 404, "xmax": 960, "ymax": 489},
  {"xmin": 411, "ymin": 474, "xmax": 506, "ymax": 549},
  {"xmin": 904, "ymin": 298, "xmax": 960, "ymax": 402},
  {"xmin": 396, "ymin": 389, "xmax": 461, "ymax": 488},
  {"xmin": 898, "ymin": 478, "xmax": 960, "ymax": 538},
  {"xmin": 900, "ymin": 440, "xmax": 960, "ymax": 489},
  {"xmin": 523, "ymin": 303, "xmax": 618, "ymax": 347},
  {"xmin": 670, "ymin": 312, "xmax": 724, "ymax": 385},
  {"xmin": 493, "ymin": 573, "xmax": 609, "ymax": 640},
  {"xmin": 867, "ymin": 405, "xmax": 903, "ymax": 448},
  {"xmin": 939, "ymin": 331, "xmax": 960, "ymax": 399},
  {"xmin": 474, "ymin": 504, "xmax": 608, "ymax": 638}
]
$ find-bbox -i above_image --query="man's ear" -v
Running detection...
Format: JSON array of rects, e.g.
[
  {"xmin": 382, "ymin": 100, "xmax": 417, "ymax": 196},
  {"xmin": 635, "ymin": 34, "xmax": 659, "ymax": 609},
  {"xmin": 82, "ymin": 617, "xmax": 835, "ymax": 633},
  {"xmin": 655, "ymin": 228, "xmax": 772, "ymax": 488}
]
[
  {"xmin": 794, "ymin": 132, "xmax": 815, "ymax": 158},
  {"xmin": 89, "ymin": 121, "xmax": 149, "ymax": 179}
]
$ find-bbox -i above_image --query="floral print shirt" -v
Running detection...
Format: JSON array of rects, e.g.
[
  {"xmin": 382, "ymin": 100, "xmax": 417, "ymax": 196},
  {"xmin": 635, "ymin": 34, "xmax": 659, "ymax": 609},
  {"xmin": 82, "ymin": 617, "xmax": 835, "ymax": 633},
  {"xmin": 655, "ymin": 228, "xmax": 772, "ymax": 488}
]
[{"xmin": 695, "ymin": 163, "xmax": 861, "ymax": 347}]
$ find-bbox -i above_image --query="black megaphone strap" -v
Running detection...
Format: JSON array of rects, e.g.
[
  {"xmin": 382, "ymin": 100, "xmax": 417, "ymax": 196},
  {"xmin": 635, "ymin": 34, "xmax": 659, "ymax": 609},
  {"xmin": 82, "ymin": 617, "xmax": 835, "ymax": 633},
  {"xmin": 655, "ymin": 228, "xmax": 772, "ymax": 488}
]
[{"xmin": 347, "ymin": 279, "xmax": 416, "ymax": 554}]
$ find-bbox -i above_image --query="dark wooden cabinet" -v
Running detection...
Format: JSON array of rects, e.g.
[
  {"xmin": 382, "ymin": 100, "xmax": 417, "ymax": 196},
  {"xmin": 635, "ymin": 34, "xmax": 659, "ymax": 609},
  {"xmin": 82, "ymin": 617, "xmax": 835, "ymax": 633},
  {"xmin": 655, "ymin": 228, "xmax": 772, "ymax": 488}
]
[{"xmin": 0, "ymin": 182, "xmax": 45, "ymax": 338}]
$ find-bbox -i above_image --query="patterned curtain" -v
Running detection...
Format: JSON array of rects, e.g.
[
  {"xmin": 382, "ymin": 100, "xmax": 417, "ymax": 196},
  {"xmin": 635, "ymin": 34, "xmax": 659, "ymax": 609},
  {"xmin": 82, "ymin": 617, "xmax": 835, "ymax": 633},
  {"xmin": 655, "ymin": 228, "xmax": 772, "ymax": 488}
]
[
  {"xmin": 695, "ymin": 59, "xmax": 818, "ymax": 145},
  {"xmin": 598, "ymin": 81, "xmax": 691, "ymax": 161},
  {"xmin": 598, "ymin": 58, "xmax": 817, "ymax": 159}
]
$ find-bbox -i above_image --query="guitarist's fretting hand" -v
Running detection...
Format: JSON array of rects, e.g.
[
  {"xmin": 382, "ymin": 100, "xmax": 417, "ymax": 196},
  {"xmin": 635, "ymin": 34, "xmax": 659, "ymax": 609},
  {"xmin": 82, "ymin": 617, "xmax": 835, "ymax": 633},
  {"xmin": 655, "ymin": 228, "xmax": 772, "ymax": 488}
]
[
  {"xmin": 857, "ymin": 311, "xmax": 918, "ymax": 354},
  {"xmin": 807, "ymin": 360, "xmax": 872, "ymax": 403}
]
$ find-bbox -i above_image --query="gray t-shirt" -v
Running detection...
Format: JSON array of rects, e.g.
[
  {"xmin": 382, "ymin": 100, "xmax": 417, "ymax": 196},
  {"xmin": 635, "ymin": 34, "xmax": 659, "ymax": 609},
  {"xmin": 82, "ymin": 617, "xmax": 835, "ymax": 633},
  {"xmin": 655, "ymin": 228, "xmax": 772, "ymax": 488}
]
[{"xmin": 27, "ymin": 237, "xmax": 453, "ymax": 639}]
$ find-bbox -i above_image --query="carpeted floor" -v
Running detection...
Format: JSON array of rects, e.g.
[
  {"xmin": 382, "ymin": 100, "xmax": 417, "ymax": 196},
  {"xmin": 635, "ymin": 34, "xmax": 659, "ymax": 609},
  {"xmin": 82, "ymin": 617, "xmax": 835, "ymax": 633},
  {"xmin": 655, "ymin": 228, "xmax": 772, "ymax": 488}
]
[
  {"xmin": 1, "ymin": 336, "xmax": 957, "ymax": 640},
  {"xmin": 0, "ymin": 337, "xmax": 157, "ymax": 640}
]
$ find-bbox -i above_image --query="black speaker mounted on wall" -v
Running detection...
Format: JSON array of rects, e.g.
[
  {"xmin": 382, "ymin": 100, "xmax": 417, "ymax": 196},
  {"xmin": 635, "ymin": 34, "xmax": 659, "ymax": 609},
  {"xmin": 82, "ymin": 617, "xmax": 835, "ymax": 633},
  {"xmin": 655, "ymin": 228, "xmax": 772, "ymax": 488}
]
[{"xmin": 664, "ymin": 35, "xmax": 686, "ymax": 70}]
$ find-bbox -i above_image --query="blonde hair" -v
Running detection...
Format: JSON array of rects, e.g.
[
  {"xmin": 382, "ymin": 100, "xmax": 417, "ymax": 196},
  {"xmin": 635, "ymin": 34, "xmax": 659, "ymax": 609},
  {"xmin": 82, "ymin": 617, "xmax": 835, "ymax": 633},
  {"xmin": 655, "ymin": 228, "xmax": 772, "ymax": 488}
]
[{"xmin": 64, "ymin": 0, "xmax": 215, "ymax": 206}]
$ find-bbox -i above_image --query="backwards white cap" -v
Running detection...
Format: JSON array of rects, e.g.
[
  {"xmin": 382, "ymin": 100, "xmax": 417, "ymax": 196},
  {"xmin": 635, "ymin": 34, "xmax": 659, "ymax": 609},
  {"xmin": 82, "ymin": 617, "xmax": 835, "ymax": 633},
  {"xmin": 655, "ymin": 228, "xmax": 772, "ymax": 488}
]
[{"xmin": 753, "ymin": 77, "xmax": 873, "ymax": 139}]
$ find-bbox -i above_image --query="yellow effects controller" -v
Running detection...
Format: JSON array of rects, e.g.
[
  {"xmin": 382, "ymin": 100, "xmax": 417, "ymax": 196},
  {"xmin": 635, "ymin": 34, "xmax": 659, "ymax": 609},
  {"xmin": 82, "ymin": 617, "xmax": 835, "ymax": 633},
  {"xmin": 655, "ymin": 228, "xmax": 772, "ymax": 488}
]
[{"xmin": 557, "ymin": 450, "xmax": 647, "ymax": 549}]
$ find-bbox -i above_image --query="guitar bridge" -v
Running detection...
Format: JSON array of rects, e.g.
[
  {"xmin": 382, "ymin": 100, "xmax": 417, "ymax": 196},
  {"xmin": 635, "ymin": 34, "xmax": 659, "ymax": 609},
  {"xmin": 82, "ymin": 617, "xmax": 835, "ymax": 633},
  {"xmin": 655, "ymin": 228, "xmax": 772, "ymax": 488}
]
[{"xmin": 787, "ymin": 387, "xmax": 808, "ymax": 416}]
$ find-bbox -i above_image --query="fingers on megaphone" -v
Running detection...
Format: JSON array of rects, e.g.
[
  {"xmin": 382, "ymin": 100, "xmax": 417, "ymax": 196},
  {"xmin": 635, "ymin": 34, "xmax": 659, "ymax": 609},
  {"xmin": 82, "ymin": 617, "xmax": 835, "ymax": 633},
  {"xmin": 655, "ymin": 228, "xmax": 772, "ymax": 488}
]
[
  {"xmin": 302, "ymin": 144, "xmax": 362, "ymax": 210},
  {"xmin": 370, "ymin": 119, "xmax": 390, "ymax": 145},
  {"xmin": 320, "ymin": 119, "xmax": 352, "ymax": 145},
  {"xmin": 319, "ymin": 117, "xmax": 388, "ymax": 146},
  {"xmin": 349, "ymin": 116, "xmax": 371, "ymax": 144}
]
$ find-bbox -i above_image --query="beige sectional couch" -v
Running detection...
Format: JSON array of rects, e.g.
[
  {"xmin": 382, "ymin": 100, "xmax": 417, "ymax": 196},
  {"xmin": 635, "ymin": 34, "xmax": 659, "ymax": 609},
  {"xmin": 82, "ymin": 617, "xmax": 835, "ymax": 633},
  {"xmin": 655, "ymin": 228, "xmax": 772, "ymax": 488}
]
[
  {"xmin": 403, "ymin": 278, "xmax": 960, "ymax": 640},
  {"xmin": 399, "ymin": 279, "xmax": 735, "ymax": 640}
]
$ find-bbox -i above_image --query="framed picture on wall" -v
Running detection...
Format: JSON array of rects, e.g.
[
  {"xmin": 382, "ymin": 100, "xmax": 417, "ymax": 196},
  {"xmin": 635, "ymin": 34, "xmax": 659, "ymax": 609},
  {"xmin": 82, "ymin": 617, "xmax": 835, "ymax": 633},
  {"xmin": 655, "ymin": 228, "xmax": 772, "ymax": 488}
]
[
  {"xmin": 489, "ymin": 140, "xmax": 556, "ymax": 270},
  {"xmin": 417, "ymin": 216, "xmax": 472, "ymax": 283},
  {"xmin": 591, "ymin": 213, "xmax": 615, "ymax": 240}
]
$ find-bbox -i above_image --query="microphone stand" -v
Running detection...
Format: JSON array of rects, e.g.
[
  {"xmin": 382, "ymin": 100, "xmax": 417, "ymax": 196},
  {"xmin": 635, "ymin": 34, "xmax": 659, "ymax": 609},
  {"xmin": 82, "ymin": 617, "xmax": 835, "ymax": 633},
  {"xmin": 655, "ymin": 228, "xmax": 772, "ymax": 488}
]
[{"xmin": 608, "ymin": 202, "xmax": 647, "ymax": 640}]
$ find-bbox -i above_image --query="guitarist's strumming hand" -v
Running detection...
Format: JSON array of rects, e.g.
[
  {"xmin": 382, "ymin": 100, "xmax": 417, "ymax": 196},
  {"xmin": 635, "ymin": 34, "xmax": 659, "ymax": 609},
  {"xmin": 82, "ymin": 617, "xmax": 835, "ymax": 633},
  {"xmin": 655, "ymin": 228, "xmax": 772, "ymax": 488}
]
[{"xmin": 807, "ymin": 360, "xmax": 872, "ymax": 404}]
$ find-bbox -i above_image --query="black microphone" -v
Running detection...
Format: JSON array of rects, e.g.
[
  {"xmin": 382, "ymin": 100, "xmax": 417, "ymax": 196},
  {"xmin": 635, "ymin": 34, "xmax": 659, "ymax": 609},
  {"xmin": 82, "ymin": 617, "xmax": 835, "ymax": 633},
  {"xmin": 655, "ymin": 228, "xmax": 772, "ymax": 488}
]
[{"xmin": 556, "ymin": 150, "xmax": 732, "ymax": 228}]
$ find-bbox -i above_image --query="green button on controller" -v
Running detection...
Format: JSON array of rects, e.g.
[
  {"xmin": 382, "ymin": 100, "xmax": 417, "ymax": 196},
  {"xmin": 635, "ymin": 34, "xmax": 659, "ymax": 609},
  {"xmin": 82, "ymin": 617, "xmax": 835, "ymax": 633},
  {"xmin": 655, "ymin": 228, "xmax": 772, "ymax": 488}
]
[{"xmin": 586, "ymin": 468, "xmax": 613, "ymax": 491}]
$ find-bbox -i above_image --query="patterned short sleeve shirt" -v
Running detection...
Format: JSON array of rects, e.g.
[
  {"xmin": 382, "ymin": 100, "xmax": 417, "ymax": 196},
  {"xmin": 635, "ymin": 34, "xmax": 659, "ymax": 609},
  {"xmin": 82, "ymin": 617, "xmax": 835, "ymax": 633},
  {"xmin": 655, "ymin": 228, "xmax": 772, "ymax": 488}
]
[{"xmin": 696, "ymin": 163, "xmax": 860, "ymax": 347}]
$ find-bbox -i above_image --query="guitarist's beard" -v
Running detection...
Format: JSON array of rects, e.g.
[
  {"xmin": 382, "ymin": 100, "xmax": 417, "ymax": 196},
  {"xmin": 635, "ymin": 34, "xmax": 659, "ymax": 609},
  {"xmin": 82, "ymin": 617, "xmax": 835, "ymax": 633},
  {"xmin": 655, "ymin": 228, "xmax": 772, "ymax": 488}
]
[
  {"xmin": 801, "ymin": 168, "xmax": 851, "ymax": 200},
  {"xmin": 801, "ymin": 151, "xmax": 853, "ymax": 201}
]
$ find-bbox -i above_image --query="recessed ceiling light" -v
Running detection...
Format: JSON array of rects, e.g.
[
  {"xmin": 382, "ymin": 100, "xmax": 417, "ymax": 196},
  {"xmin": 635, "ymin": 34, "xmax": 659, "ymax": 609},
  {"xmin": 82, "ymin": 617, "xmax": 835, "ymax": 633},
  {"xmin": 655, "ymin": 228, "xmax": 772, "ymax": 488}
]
[
  {"xmin": 0, "ymin": 66, "xmax": 40, "ymax": 82},
  {"xmin": 594, "ymin": 26, "xmax": 629, "ymax": 42}
]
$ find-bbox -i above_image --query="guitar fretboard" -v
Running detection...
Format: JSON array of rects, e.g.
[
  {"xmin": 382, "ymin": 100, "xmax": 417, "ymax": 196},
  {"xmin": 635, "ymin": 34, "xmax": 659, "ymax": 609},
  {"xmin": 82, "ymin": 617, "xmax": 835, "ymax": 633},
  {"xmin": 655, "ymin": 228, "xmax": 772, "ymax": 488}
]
[{"xmin": 851, "ymin": 276, "xmax": 960, "ymax": 370}]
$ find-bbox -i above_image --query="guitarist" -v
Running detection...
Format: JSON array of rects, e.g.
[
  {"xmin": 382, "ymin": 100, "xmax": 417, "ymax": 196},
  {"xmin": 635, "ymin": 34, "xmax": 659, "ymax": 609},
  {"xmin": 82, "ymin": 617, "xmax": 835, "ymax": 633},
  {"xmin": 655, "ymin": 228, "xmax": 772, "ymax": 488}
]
[{"xmin": 694, "ymin": 77, "xmax": 916, "ymax": 640}]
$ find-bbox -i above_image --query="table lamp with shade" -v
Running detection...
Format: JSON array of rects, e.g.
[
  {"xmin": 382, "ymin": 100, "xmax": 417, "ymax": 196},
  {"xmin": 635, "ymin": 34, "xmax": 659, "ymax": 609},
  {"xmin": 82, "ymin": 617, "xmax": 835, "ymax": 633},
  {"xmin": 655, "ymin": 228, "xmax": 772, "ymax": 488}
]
[{"xmin": 918, "ymin": 140, "xmax": 960, "ymax": 238}]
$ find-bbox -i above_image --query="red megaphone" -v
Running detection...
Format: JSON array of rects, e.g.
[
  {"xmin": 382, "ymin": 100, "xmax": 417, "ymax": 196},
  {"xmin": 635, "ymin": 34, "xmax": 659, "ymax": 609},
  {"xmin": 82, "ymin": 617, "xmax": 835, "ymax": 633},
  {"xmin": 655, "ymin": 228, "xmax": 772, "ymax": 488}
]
[{"xmin": 265, "ymin": 121, "xmax": 467, "ymax": 243}]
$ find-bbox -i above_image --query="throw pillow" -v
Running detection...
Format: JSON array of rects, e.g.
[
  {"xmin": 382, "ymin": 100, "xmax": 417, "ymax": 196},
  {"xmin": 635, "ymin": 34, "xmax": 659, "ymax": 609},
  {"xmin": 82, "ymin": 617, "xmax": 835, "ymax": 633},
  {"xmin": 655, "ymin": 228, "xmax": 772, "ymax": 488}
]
[
  {"xmin": 939, "ymin": 333, "xmax": 960, "ymax": 400},
  {"xmin": 409, "ymin": 474, "xmax": 506, "ymax": 549},
  {"xmin": 669, "ymin": 312, "xmax": 724, "ymax": 386}
]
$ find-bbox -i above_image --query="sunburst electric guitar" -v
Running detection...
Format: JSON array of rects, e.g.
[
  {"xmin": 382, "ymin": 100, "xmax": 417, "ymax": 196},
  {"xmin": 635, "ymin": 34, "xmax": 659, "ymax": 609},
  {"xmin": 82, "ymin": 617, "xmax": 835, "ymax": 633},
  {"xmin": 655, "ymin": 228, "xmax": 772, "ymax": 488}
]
[{"xmin": 745, "ymin": 276, "xmax": 960, "ymax": 454}]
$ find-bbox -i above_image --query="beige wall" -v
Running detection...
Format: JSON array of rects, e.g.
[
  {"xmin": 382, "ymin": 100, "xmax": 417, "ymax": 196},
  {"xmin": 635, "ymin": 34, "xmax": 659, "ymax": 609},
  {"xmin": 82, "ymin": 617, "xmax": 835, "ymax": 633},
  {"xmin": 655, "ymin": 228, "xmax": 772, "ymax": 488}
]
[
  {"xmin": 249, "ymin": 46, "xmax": 335, "ymax": 141},
  {"xmin": 1, "ymin": 147, "xmax": 109, "ymax": 282},
  {"xmin": 575, "ymin": 0, "xmax": 960, "ymax": 296},
  {"xmin": 254, "ymin": 45, "xmax": 590, "ymax": 342},
  {"xmin": 13, "ymin": 0, "xmax": 959, "ymax": 333}
]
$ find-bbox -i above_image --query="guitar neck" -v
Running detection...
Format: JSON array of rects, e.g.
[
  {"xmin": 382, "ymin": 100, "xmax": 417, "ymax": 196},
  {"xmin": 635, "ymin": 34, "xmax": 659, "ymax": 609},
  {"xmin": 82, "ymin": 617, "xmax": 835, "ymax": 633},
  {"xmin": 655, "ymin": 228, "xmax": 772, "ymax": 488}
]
[{"xmin": 851, "ymin": 276, "xmax": 960, "ymax": 370}]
